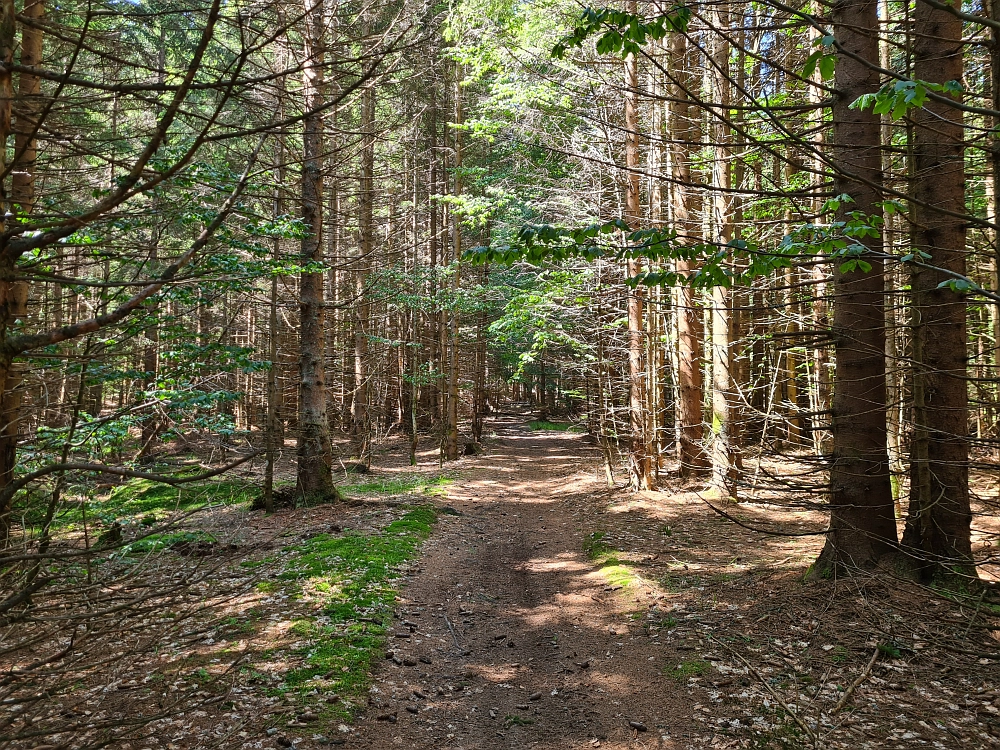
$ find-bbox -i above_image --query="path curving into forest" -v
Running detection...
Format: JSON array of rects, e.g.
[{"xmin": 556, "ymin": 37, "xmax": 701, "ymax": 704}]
[{"xmin": 348, "ymin": 409, "xmax": 695, "ymax": 749}]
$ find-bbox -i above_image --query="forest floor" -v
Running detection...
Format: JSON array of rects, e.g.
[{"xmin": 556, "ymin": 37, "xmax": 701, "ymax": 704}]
[{"xmin": 14, "ymin": 408, "xmax": 1000, "ymax": 750}]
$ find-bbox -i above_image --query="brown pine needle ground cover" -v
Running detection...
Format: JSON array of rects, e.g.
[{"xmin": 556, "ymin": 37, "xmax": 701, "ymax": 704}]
[{"xmin": 3, "ymin": 409, "xmax": 998, "ymax": 750}]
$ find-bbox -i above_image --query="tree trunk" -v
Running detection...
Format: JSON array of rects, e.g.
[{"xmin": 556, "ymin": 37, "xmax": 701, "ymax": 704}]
[
  {"xmin": 816, "ymin": 0, "xmax": 897, "ymax": 573},
  {"xmin": 709, "ymin": 2, "xmax": 738, "ymax": 499},
  {"xmin": 444, "ymin": 71, "xmax": 462, "ymax": 461},
  {"xmin": 901, "ymin": 1, "xmax": 972, "ymax": 578},
  {"xmin": 624, "ymin": 0, "xmax": 651, "ymax": 490},
  {"xmin": 296, "ymin": 0, "xmax": 338, "ymax": 502},
  {"xmin": 353, "ymin": 82, "xmax": 375, "ymax": 465},
  {"xmin": 0, "ymin": 0, "xmax": 41, "ymax": 544},
  {"xmin": 990, "ymin": 0, "xmax": 1000, "ymax": 457},
  {"xmin": 668, "ymin": 31, "xmax": 709, "ymax": 478}
]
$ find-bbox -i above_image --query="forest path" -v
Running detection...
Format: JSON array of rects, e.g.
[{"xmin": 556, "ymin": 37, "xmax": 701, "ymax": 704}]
[{"xmin": 348, "ymin": 409, "xmax": 694, "ymax": 749}]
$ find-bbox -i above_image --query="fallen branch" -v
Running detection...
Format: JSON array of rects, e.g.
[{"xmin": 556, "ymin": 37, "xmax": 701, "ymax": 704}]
[
  {"xmin": 833, "ymin": 647, "xmax": 879, "ymax": 713},
  {"xmin": 444, "ymin": 615, "xmax": 462, "ymax": 650},
  {"xmin": 710, "ymin": 636, "xmax": 820, "ymax": 747}
]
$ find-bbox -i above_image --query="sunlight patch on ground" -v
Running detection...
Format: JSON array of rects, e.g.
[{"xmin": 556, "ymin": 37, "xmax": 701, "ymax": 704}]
[
  {"xmin": 520, "ymin": 555, "xmax": 590, "ymax": 574},
  {"xmin": 474, "ymin": 664, "xmax": 526, "ymax": 683}
]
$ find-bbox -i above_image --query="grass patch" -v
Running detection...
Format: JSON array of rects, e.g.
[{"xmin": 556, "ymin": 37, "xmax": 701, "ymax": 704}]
[
  {"xmin": 504, "ymin": 714, "xmax": 534, "ymax": 727},
  {"xmin": 829, "ymin": 645, "xmax": 850, "ymax": 664},
  {"xmin": 584, "ymin": 531, "xmax": 614, "ymax": 560},
  {"xmin": 94, "ymin": 479, "xmax": 255, "ymax": 528},
  {"xmin": 658, "ymin": 573, "xmax": 702, "ymax": 592},
  {"xmin": 340, "ymin": 474, "xmax": 450, "ymax": 499},
  {"xmin": 665, "ymin": 659, "xmax": 711, "ymax": 681},
  {"xmin": 273, "ymin": 506, "xmax": 438, "ymax": 720},
  {"xmin": 119, "ymin": 529, "xmax": 217, "ymax": 555},
  {"xmin": 601, "ymin": 563, "xmax": 637, "ymax": 588},
  {"xmin": 527, "ymin": 420, "xmax": 583, "ymax": 432},
  {"xmin": 584, "ymin": 531, "xmax": 638, "ymax": 588},
  {"xmin": 18, "ymin": 477, "xmax": 255, "ymax": 534}
]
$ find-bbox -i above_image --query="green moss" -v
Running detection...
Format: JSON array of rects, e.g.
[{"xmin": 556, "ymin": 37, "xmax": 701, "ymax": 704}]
[
  {"xmin": 504, "ymin": 714, "xmax": 534, "ymax": 727},
  {"xmin": 877, "ymin": 641, "xmax": 902, "ymax": 659},
  {"xmin": 584, "ymin": 531, "xmax": 613, "ymax": 559},
  {"xmin": 664, "ymin": 659, "xmax": 711, "ymax": 681},
  {"xmin": 121, "ymin": 529, "xmax": 217, "ymax": 555},
  {"xmin": 583, "ymin": 531, "xmax": 638, "ymax": 588},
  {"xmin": 601, "ymin": 563, "xmax": 636, "ymax": 588},
  {"xmin": 82, "ymin": 479, "xmax": 257, "ymax": 530},
  {"xmin": 273, "ymin": 506, "xmax": 439, "ymax": 720},
  {"xmin": 341, "ymin": 474, "xmax": 451, "ymax": 499},
  {"xmin": 744, "ymin": 713, "xmax": 807, "ymax": 749}
]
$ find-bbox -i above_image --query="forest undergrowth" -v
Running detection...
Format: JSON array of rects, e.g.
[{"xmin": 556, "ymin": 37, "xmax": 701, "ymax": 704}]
[{"xmin": 3, "ymin": 416, "xmax": 999, "ymax": 750}]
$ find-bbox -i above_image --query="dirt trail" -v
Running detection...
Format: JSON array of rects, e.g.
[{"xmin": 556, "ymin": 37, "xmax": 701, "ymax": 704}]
[{"xmin": 348, "ymin": 410, "xmax": 694, "ymax": 749}]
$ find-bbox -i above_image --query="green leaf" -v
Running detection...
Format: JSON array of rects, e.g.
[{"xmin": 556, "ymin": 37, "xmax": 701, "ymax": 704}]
[
  {"xmin": 803, "ymin": 50, "xmax": 821, "ymax": 79},
  {"xmin": 818, "ymin": 54, "xmax": 836, "ymax": 81},
  {"xmin": 937, "ymin": 278, "xmax": 974, "ymax": 293}
]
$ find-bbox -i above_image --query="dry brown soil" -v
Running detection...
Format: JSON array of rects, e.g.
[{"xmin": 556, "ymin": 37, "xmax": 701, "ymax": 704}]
[{"xmin": 348, "ymin": 409, "xmax": 700, "ymax": 749}]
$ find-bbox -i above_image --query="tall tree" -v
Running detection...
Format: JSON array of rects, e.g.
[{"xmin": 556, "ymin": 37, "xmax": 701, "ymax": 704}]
[
  {"xmin": 444, "ymin": 66, "xmax": 462, "ymax": 460},
  {"xmin": 709, "ymin": 1, "xmax": 739, "ymax": 499},
  {"xmin": 624, "ymin": 0, "xmax": 652, "ymax": 489},
  {"xmin": 297, "ymin": 0, "xmax": 338, "ymax": 501},
  {"xmin": 901, "ymin": 0, "xmax": 972, "ymax": 578},
  {"xmin": 353, "ymin": 80, "xmax": 375, "ymax": 466},
  {"xmin": 816, "ymin": 0, "xmax": 897, "ymax": 572},
  {"xmin": 668, "ymin": 30, "xmax": 709, "ymax": 478}
]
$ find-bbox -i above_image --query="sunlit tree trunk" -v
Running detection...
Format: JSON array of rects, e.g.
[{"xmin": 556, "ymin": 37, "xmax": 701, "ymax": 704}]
[
  {"xmin": 668, "ymin": 31, "xmax": 709, "ymax": 478},
  {"xmin": 990, "ymin": 0, "xmax": 1000, "ymax": 453},
  {"xmin": 709, "ymin": 2, "xmax": 738, "ymax": 499},
  {"xmin": 624, "ymin": 0, "xmax": 651, "ymax": 490}
]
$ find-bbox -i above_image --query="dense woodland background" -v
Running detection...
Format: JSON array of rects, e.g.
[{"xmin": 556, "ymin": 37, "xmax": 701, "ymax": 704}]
[{"xmin": 1, "ymin": 0, "xmax": 999, "ymax": 745}]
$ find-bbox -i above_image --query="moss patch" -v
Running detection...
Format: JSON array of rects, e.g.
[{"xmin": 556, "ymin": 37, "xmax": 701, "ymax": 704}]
[
  {"xmin": 340, "ymin": 474, "xmax": 451, "ymax": 499},
  {"xmin": 584, "ymin": 531, "xmax": 639, "ymax": 588},
  {"xmin": 96, "ymin": 479, "xmax": 255, "ymax": 526},
  {"xmin": 664, "ymin": 659, "xmax": 711, "ymax": 681},
  {"xmin": 121, "ymin": 529, "xmax": 218, "ymax": 555},
  {"xmin": 273, "ymin": 506, "xmax": 438, "ymax": 721}
]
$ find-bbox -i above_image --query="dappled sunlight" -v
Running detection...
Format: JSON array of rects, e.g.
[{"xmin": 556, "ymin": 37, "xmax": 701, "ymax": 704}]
[{"xmin": 520, "ymin": 554, "xmax": 591, "ymax": 574}]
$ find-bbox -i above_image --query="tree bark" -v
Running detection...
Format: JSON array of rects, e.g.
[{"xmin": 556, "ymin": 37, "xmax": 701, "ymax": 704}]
[
  {"xmin": 444, "ymin": 70, "xmax": 462, "ymax": 461},
  {"xmin": 353, "ymin": 81, "xmax": 374, "ymax": 465},
  {"xmin": 624, "ymin": 0, "xmax": 652, "ymax": 490},
  {"xmin": 901, "ymin": 1, "xmax": 972, "ymax": 578},
  {"xmin": 668, "ymin": 31, "xmax": 709, "ymax": 478},
  {"xmin": 709, "ymin": 2, "xmax": 738, "ymax": 499},
  {"xmin": 0, "ymin": 0, "xmax": 40, "ymax": 544},
  {"xmin": 816, "ymin": 0, "xmax": 897, "ymax": 573},
  {"xmin": 296, "ymin": 0, "xmax": 337, "ymax": 502}
]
